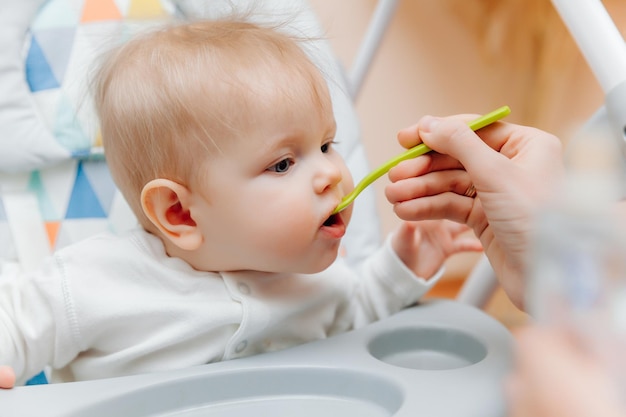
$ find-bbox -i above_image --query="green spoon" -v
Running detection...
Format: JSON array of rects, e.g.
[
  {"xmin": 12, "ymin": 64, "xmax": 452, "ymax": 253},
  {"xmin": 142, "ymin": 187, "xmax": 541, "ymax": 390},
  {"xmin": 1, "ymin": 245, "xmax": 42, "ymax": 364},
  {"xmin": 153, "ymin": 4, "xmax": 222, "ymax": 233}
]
[{"xmin": 332, "ymin": 105, "xmax": 511, "ymax": 214}]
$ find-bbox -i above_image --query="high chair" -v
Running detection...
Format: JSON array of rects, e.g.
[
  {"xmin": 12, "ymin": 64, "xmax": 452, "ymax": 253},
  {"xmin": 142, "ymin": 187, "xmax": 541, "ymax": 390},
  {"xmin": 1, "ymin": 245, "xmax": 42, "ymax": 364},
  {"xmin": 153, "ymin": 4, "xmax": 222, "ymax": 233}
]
[{"xmin": 0, "ymin": 1, "xmax": 515, "ymax": 415}]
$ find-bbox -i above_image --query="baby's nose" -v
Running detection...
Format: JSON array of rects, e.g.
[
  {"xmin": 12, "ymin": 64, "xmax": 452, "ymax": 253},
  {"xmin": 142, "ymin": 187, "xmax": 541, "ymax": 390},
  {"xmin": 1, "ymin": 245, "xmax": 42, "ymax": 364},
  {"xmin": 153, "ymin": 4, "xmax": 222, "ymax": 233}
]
[{"xmin": 314, "ymin": 161, "xmax": 342, "ymax": 194}]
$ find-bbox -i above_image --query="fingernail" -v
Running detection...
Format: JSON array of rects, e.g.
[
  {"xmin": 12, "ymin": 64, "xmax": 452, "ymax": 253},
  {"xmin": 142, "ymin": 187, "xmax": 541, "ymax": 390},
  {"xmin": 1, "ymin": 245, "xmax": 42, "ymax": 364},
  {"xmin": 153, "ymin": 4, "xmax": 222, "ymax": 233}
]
[{"xmin": 420, "ymin": 116, "xmax": 440, "ymax": 133}]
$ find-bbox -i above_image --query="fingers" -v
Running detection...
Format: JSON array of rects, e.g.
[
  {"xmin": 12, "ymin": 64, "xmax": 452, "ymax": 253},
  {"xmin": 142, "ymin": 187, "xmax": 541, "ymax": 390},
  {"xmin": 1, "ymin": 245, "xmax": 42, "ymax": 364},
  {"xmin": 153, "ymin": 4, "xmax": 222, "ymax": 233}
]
[
  {"xmin": 388, "ymin": 152, "xmax": 464, "ymax": 183},
  {"xmin": 404, "ymin": 219, "xmax": 473, "ymax": 239},
  {"xmin": 475, "ymin": 120, "xmax": 559, "ymax": 155},
  {"xmin": 395, "ymin": 115, "xmax": 518, "ymax": 202},
  {"xmin": 387, "ymin": 163, "xmax": 478, "ymax": 226},
  {"xmin": 396, "ymin": 113, "xmax": 483, "ymax": 149},
  {"xmin": 386, "ymin": 168, "xmax": 473, "ymax": 204},
  {"xmin": 401, "ymin": 220, "xmax": 482, "ymax": 254},
  {"xmin": 0, "ymin": 366, "xmax": 15, "ymax": 389},
  {"xmin": 399, "ymin": 113, "xmax": 533, "ymax": 152},
  {"xmin": 452, "ymin": 235, "xmax": 484, "ymax": 253},
  {"xmin": 391, "ymin": 192, "xmax": 475, "ymax": 225},
  {"xmin": 437, "ymin": 219, "xmax": 471, "ymax": 236},
  {"xmin": 417, "ymin": 116, "xmax": 513, "ymax": 181},
  {"xmin": 396, "ymin": 122, "xmax": 421, "ymax": 149}
]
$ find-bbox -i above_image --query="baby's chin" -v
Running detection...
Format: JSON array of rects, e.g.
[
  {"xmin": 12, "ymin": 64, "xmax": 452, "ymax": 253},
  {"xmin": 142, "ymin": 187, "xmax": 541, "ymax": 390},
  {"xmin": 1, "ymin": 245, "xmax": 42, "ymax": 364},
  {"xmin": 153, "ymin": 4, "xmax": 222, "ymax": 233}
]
[{"xmin": 287, "ymin": 249, "xmax": 340, "ymax": 275}]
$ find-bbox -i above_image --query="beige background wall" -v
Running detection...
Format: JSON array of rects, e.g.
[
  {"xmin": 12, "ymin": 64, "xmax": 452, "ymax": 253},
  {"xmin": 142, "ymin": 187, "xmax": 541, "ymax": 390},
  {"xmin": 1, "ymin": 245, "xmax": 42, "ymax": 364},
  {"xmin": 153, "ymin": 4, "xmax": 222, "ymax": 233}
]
[{"xmin": 308, "ymin": 0, "xmax": 626, "ymax": 282}]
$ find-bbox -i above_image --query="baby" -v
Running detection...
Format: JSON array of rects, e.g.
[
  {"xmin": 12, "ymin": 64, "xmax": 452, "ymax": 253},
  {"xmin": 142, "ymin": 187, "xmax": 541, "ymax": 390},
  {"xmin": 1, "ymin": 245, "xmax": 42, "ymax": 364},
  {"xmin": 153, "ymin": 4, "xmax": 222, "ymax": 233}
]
[{"xmin": 0, "ymin": 18, "xmax": 480, "ymax": 387}]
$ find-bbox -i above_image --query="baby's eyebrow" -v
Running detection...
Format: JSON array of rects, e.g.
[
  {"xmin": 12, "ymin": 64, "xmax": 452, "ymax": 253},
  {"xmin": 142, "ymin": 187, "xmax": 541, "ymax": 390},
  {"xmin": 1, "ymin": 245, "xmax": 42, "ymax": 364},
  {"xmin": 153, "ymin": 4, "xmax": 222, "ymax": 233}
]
[{"xmin": 264, "ymin": 134, "xmax": 301, "ymax": 152}]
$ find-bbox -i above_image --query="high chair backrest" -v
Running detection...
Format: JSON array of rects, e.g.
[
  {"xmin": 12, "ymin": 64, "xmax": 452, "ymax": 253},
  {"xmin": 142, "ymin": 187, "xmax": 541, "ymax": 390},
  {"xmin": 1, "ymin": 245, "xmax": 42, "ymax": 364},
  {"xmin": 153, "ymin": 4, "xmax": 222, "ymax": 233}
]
[
  {"xmin": 2, "ymin": 0, "xmax": 392, "ymax": 385},
  {"xmin": 0, "ymin": 158, "xmax": 136, "ymax": 274},
  {"xmin": 0, "ymin": 0, "xmax": 176, "ymax": 273},
  {"xmin": 0, "ymin": 0, "xmax": 389, "ymax": 278}
]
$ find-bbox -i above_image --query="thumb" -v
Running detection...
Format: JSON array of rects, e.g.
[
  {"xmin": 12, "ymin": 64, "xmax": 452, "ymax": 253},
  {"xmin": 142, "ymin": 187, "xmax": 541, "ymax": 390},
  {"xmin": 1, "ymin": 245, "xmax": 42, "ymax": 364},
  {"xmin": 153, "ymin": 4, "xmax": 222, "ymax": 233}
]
[{"xmin": 418, "ymin": 116, "xmax": 512, "ymax": 185}]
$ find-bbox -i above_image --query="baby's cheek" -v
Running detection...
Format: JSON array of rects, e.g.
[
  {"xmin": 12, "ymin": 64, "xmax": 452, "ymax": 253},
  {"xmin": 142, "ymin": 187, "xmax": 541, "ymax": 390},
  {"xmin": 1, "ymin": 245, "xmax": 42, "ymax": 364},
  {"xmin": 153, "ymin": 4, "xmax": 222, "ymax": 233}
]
[
  {"xmin": 342, "ymin": 169, "xmax": 355, "ymax": 193},
  {"xmin": 275, "ymin": 210, "xmax": 315, "ymax": 243}
]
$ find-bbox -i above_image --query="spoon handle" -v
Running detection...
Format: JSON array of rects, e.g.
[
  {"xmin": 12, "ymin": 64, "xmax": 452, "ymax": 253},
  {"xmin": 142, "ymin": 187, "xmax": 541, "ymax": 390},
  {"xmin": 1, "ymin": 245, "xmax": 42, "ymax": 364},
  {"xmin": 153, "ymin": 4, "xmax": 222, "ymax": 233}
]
[{"xmin": 333, "ymin": 105, "xmax": 511, "ymax": 214}]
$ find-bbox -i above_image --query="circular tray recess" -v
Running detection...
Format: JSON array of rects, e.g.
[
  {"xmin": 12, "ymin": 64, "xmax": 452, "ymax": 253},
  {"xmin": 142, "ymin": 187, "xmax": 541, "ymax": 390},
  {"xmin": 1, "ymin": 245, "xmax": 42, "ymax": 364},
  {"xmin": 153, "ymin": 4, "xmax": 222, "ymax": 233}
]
[
  {"xmin": 68, "ymin": 367, "xmax": 403, "ymax": 417},
  {"xmin": 368, "ymin": 327, "xmax": 487, "ymax": 370}
]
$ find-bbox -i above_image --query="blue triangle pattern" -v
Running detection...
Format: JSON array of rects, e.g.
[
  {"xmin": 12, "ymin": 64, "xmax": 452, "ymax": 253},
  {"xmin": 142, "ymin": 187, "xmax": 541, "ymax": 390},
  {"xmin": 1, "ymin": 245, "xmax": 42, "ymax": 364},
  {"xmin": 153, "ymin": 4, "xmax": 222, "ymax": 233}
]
[
  {"xmin": 26, "ymin": 36, "xmax": 60, "ymax": 92},
  {"xmin": 26, "ymin": 371, "xmax": 48, "ymax": 385},
  {"xmin": 65, "ymin": 162, "xmax": 107, "ymax": 219},
  {"xmin": 54, "ymin": 94, "xmax": 91, "ymax": 151},
  {"xmin": 34, "ymin": 28, "xmax": 76, "ymax": 85},
  {"xmin": 82, "ymin": 161, "xmax": 117, "ymax": 215},
  {"xmin": 28, "ymin": 171, "xmax": 60, "ymax": 221},
  {"xmin": 32, "ymin": 0, "xmax": 81, "ymax": 30}
]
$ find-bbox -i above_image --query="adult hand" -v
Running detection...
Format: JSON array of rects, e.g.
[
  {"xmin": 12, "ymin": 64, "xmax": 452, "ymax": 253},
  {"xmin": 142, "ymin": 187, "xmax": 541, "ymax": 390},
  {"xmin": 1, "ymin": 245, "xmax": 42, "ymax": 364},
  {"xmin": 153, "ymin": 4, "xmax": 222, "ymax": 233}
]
[{"xmin": 385, "ymin": 115, "xmax": 564, "ymax": 309}]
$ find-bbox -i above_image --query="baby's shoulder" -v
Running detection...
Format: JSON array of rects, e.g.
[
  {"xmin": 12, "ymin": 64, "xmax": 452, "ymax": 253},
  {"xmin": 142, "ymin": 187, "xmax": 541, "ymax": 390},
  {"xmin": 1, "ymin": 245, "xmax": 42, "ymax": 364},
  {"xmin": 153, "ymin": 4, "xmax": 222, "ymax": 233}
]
[{"xmin": 54, "ymin": 228, "xmax": 157, "ymax": 266}]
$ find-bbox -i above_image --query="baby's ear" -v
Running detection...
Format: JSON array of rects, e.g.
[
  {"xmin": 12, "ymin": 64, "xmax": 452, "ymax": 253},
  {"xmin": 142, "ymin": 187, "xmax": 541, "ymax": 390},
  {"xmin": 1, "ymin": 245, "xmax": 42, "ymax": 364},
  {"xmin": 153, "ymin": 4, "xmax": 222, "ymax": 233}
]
[{"xmin": 141, "ymin": 179, "xmax": 202, "ymax": 251}]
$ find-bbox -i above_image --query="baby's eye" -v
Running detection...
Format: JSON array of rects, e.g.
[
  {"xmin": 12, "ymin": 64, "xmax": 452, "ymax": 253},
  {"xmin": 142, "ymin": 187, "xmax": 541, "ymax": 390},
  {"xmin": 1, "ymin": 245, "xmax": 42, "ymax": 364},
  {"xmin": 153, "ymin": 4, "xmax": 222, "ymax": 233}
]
[
  {"xmin": 321, "ymin": 141, "xmax": 336, "ymax": 153},
  {"xmin": 268, "ymin": 158, "xmax": 294, "ymax": 173}
]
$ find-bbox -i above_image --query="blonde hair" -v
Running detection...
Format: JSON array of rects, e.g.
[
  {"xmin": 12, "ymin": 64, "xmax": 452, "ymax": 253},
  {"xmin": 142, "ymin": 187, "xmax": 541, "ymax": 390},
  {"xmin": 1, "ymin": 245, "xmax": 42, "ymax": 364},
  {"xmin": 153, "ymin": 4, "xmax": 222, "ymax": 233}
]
[{"xmin": 93, "ymin": 19, "xmax": 326, "ymax": 224}]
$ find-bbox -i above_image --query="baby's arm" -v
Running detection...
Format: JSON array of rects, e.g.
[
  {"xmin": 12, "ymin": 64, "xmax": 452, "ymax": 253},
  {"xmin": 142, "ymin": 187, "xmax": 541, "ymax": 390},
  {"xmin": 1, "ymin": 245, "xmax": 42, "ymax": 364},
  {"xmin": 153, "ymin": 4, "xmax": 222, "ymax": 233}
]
[
  {"xmin": 0, "ymin": 259, "xmax": 65, "ymax": 386},
  {"xmin": 340, "ymin": 220, "xmax": 482, "ymax": 328},
  {"xmin": 0, "ymin": 366, "xmax": 15, "ymax": 389},
  {"xmin": 390, "ymin": 220, "xmax": 483, "ymax": 280}
]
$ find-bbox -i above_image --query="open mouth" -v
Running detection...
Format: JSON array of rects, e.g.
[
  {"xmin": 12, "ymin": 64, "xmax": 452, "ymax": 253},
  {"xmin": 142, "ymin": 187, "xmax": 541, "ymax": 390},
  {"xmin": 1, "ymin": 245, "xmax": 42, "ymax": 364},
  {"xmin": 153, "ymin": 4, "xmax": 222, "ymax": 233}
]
[
  {"xmin": 323, "ymin": 213, "xmax": 340, "ymax": 227},
  {"xmin": 320, "ymin": 210, "xmax": 346, "ymax": 239}
]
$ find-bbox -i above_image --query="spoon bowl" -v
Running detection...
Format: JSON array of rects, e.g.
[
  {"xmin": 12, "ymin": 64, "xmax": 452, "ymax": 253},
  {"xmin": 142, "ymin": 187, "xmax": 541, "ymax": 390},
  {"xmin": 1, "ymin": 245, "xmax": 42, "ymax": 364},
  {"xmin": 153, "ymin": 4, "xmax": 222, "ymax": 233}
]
[{"xmin": 332, "ymin": 105, "xmax": 511, "ymax": 214}]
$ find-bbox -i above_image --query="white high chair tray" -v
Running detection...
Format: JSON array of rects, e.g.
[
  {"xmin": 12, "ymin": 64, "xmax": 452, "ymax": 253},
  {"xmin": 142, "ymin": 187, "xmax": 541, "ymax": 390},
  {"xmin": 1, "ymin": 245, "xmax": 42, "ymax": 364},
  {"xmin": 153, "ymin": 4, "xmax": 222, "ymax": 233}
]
[{"xmin": 1, "ymin": 299, "xmax": 513, "ymax": 417}]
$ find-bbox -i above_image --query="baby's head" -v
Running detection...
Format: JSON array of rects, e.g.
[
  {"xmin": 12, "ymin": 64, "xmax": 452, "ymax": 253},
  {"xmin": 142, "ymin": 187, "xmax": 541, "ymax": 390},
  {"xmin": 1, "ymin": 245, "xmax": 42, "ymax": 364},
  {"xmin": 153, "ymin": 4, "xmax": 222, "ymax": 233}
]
[{"xmin": 94, "ymin": 19, "xmax": 354, "ymax": 273}]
